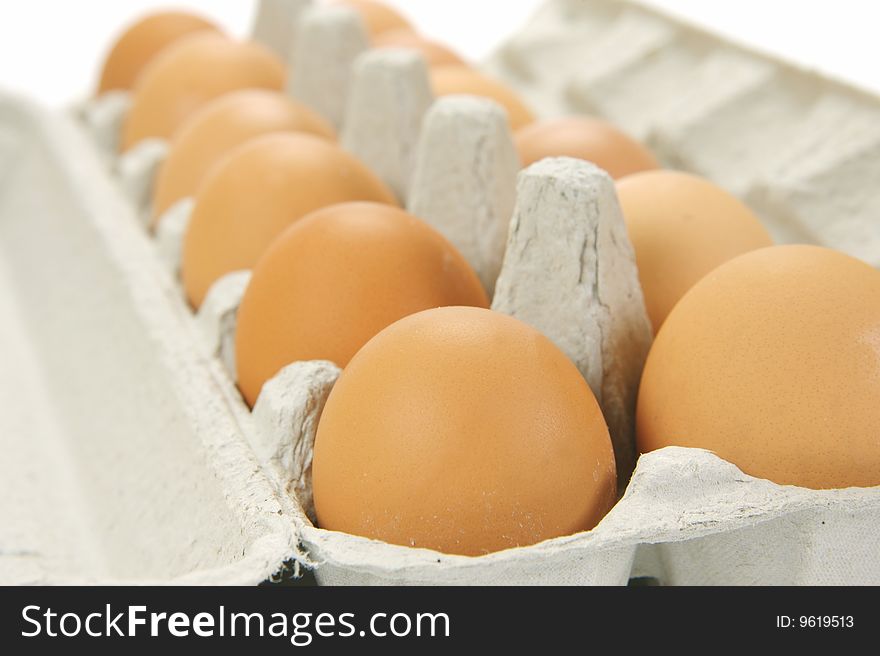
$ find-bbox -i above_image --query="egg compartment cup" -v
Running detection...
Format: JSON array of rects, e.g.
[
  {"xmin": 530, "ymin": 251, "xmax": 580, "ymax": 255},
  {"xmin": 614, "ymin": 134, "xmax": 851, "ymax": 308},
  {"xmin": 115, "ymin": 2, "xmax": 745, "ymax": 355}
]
[{"xmin": 6, "ymin": 0, "xmax": 878, "ymax": 584}]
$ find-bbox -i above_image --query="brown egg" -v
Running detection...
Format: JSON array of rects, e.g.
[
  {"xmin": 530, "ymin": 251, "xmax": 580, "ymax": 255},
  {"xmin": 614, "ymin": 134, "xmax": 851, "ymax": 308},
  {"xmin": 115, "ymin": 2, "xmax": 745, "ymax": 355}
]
[
  {"xmin": 151, "ymin": 90, "xmax": 335, "ymax": 224},
  {"xmin": 313, "ymin": 306, "xmax": 617, "ymax": 556},
  {"xmin": 430, "ymin": 65, "xmax": 535, "ymax": 130},
  {"xmin": 96, "ymin": 11, "xmax": 220, "ymax": 95},
  {"xmin": 336, "ymin": 0, "xmax": 413, "ymax": 37},
  {"xmin": 121, "ymin": 33, "xmax": 285, "ymax": 151},
  {"xmin": 372, "ymin": 28, "xmax": 466, "ymax": 67},
  {"xmin": 515, "ymin": 116, "xmax": 659, "ymax": 177},
  {"xmin": 182, "ymin": 135, "xmax": 396, "ymax": 309},
  {"xmin": 617, "ymin": 170, "xmax": 773, "ymax": 333},
  {"xmin": 235, "ymin": 204, "xmax": 489, "ymax": 407},
  {"xmin": 637, "ymin": 245, "xmax": 880, "ymax": 489}
]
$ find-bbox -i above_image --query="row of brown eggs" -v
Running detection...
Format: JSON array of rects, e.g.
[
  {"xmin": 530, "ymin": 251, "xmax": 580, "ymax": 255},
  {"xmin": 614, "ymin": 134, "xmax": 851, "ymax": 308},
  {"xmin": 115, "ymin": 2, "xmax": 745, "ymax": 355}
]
[{"xmin": 94, "ymin": 1, "xmax": 880, "ymax": 557}]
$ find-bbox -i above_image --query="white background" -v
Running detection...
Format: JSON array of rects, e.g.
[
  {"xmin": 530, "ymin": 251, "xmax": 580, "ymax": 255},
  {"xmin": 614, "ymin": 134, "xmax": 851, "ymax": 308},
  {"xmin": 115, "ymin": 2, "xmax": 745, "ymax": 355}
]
[{"xmin": 1, "ymin": 0, "xmax": 879, "ymax": 106}]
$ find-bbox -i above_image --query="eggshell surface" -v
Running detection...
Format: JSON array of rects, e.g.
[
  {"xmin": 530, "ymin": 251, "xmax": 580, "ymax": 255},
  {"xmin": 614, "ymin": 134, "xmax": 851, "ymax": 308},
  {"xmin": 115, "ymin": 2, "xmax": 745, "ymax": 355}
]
[
  {"xmin": 181, "ymin": 134, "xmax": 396, "ymax": 309},
  {"xmin": 515, "ymin": 116, "xmax": 659, "ymax": 178},
  {"xmin": 637, "ymin": 244, "xmax": 880, "ymax": 489},
  {"xmin": 96, "ymin": 11, "xmax": 220, "ymax": 95},
  {"xmin": 373, "ymin": 29, "xmax": 466, "ymax": 67},
  {"xmin": 235, "ymin": 204, "xmax": 489, "ymax": 407},
  {"xmin": 313, "ymin": 306, "xmax": 617, "ymax": 556},
  {"xmin": 151, "ymin": 90, "xmax": 335, "ymax": 223},
  {"xmin": 617, "ymin": 170, "xmax": 773, "ymax": 333},
  {"xmin": 121, "ymin": 33, "xmax": 285, "ymax": 150},
  {"xmin": 430, "ymin": 66, "xmax": 535, "ymax": 130}
]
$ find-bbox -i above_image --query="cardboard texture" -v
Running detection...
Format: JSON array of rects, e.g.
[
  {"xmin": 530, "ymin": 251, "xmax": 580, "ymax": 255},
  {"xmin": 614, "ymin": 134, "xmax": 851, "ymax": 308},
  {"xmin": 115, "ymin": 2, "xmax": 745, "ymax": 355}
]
[{"xmin": 0, "ymin": 95, "xmax": 301, "ymax": 584}]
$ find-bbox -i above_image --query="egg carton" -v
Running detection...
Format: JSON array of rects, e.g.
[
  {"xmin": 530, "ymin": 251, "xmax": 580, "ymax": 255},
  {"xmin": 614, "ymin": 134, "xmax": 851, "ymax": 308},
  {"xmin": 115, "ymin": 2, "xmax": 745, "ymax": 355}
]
[{"xmin": 3, "ymin": 0, "xmax": 879, "ymax": 585}]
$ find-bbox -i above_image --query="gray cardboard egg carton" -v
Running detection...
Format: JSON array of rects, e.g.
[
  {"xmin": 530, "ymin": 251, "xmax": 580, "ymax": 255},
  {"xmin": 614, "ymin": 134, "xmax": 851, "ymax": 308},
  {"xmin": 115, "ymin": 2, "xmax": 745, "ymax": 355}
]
[{"xmin": 2, "ymin": 0, "xmax": 878, "ymax": 585}]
